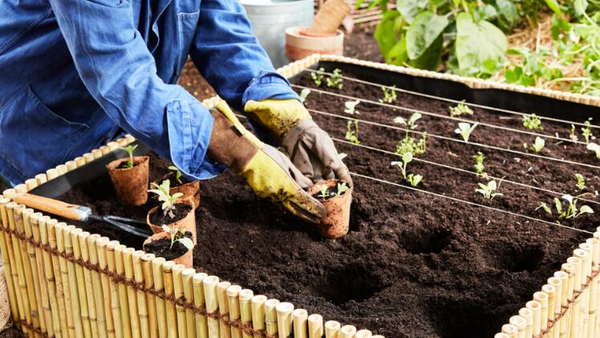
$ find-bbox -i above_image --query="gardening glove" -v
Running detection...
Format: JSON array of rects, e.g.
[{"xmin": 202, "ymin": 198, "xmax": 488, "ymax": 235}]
[
  {"xmin": 244, "ymin": 99, "xmax": 352, "ymax": 188},
  {"xmin": 208, "ymin": 101, "xmax": 327, "ymax": 223}
]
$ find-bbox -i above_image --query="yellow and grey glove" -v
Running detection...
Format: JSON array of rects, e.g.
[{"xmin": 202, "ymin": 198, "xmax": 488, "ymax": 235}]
[
  {"xmin": 208, "ymin": 101, "xmax": 327, "ymax": 223},
  {"xmin": 244, "ymin": 99, "xmax": 352, "ymax": 188}
]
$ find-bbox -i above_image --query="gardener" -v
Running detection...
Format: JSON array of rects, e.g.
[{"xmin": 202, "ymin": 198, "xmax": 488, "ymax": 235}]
[{"xmin": 0, "ymin": 0, "xmax": 351, "ymax": 223}]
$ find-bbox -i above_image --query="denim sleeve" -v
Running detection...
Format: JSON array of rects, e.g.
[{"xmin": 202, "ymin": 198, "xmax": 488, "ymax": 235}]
[
  {"xmin": 47, "ymin": 0, "xmax": 223, "ymax": 180},
  {"xmin": 190, "ymin": 0, "xmax": 299, "ymax": 111}
]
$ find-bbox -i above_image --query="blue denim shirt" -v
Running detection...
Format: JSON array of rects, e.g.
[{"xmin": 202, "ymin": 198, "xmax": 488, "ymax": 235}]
[{"xmin": 0, "ymin": 0, "xmax": 299, "ymax": 185}]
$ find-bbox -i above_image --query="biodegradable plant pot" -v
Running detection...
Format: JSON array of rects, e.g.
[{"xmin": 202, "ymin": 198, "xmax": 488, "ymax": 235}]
[
  {"xmin": 106, "ymin": 156, "xmax": 150, "ymax": 206},
  {"xmin": 143, "ymin": 231, "xmax": 193, "ymax": 268},
  {"xmin": 308, "ymin": 179, "xmax": 353, "ymax": 239},
  {"xmin": 147, "ymin": 198, "xmax": 197, "ymax": 243},
  {"xmin": 152, "ymin": 172, "xmax": 200, "ymax": 208},
  {"xmin": 285, "ymin": 26, "xmax": 344, "ymax": 62}
]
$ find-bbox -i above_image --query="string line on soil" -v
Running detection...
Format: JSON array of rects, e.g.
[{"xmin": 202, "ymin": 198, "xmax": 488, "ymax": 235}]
[
  {"xmin": 293, "ymin": 84, "xmax": 586, "ymax": 146},
  {"xmin": 307, "ymin": 108, "xmax": 600, "ymax": 171},
  {"xmin": 349, "ymin": 172, "xmax": 594, "ymax": 235},
  {"xmin": 332, "ymin": 137, "xmax": 600, "ymax": 207},
  {"xmin": 300, "ymin": 68, "xmax": 600, "ymax": 131}
]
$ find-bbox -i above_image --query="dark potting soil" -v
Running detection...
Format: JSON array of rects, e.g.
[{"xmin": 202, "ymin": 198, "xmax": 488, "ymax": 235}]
[
  {"xmin": 149, "ymin": 204, "xmax": 192, "ymax": 226},
  {"xmin": 117, "ymin": 161, "xmax": 135, "ymax": 170},
  {"xmin": 56, "ymin": 74, "xmax": 599, "ymax": 338},
  {"xmin": 0, "ymin": 326, "xmax": 23, "ymax": 338},
  {"xmin": 143, "ymin": 231, "xmax": 193, "ymax": 261}
]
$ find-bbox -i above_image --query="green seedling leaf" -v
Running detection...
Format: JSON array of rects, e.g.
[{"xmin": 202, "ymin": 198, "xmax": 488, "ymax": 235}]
[
  {"xmin": 536, "ymin": 202, "xmax": 553, "ymax": 215},
  {"xmin": 496, "ymin": 0, "xmax": 519, "ymax": 26},
  {"xmin": 407, "ymin": 173, "xmax": 423, "ymax": 187},
  {"xmin": 336, "ymin": 183, "xmax": 349, "ymax": 195},
  {"xmin": 455, "ymin": 122, "xmax": 479, "ymax": 142},
  {"xmin": 529, "ymin": 137, "xmax": 545, "ymax": 152},
  {"xmin": 177, "ymin": 237, "xmax": 194, "ymax": 251},
  {"xmin": 587, "ymin": 142, "xmax": 600, "ymax": 159},
  {"xmin": 344, "ymin": 100, "xmax": 361, "ymax": 115},
  {"xmin": 523, "ymin": 113, "xmax": 543, "ymax": 130},
  {"xmin": 449, "ymin": 101, "xmax": 473, "ymax": 117},
  {"xmin": 576, "ymin": 173, "xmax": 587, "ymax": 190}
]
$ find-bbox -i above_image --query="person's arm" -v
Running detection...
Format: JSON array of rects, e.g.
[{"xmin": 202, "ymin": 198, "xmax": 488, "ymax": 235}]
[
  {"xmin": 189, "ymin": 0, "xmax": 299, "ymax": 111},
  {"xmin": 48, "ymin": 0, "xmax": 220, "ymax": 179}
]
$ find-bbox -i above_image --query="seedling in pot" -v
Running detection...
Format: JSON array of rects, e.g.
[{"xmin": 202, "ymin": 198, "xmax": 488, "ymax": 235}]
[
  {"xmin": 582, "ymin": 118, "xmax": 594, "ymax": 144},
  {"xmin": 161, "ymin": 225, "xmax": 194, "ymax": 251},
  {"xmin": 148, "ymin": 180, "xmax": 184, "ymax": 219},
  {"xmin": 525, "ymin": 136, "xmax": 545, "ymax": 153},
  {"xmin": 168, "ymin": 165, "xmax": 184, "ymax": 185},
  {"xmin": 119, "ymin": 144, "xmax": 139, "ymax": 169},
  {"xmin": 587, "ymin": 142, "xmax": 600, "ymax": 159},
  {"xmin": 346, "ymin": 120, "xmax": 360, "ymax": 145},
  {"xmin": 523, "ymin": 113, "xmax": 543, "ymax": 130},
  {"xmin": 326, "ymin": 69, "xmax": 343, "ymax": 89},
  {"xmin": 576, "ymin": 173, "xmax": 587, "ymax": 191},
  {"xmin": 455, "ymin": 122, "xmax": 478, "ymax": 142},
  {"xmin": 300, "ymin": 88, "xmax": 311, "ymax": 102},
  {"xmin": 316, "ymin": 182, "xmax": 349, "ymax": 200},
  {"xmin": 380, "ymin": 86, "xmax": 397, "ymax": 104},
  {"xmin": 473, "ymin": 152, "xmax": 486, "ymax": 176},
  {"xmin": 311, "ymin": 68, "xmax": 325, "ymax": 87},
  {"xmin": 476, "ymin": 180, "xmax": 503, "ymax": 200},
  {"xmin": 344, "ymin": 100, "xmax": 360, "ymax": 115},
  {"xmin": 449, "ymin": 101, "xmax": 473, "ymax": 117}
]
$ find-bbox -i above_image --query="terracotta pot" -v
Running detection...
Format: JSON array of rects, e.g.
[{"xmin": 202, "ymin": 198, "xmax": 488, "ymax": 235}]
[
  {"xmin": 147, "ymin": 198, "xmax": 196, "ymax": 244},
  {"xmin": 106, "ymin": 156, "xmax": 150, "ymax": 206},
  {"xmin": 143, "ymin": 231, "xmax": 193, "ymax": 268},
  {"xmin": 153, "ymin": 172, "xmax": 200, "ymax": 208},
  {"xmin": 285, "ymin": 26, "xmax": 344, "ymax": 62},
  {"xmin": 308, "ymin": 179, "xmax": 353, "ymax": 239}
]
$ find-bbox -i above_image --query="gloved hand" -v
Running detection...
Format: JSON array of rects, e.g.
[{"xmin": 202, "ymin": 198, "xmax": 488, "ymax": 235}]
[
  {"xmin": 208, "ymin": 101, "xmax": 327, "ymax": 223},
  {"xmin": 244, "ymin": 99, "xmax": 352, "ymax": 188}
]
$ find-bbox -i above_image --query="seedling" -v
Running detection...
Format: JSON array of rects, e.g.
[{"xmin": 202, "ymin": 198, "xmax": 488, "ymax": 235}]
[
  {"xmin": 455, "ymin": 122, "xmax": 478, "ymax": 142},
  {"xmin": 526, "ymin": 136, "xmax": 545, "ymax": 152},
  {"xmin": 570, "ymin": 124, "xmax": 579, "ymax": 141},
  {"xmin": 536, "ymin": 202, "xmax": 553, "ymax": 215},
  {"xmin": 587, "ymin": 142, "xmax": 600, "ymax": 159},
  {"xmin": 326, "ymin": 69, "xmax": 343, "ymax": 89},
  {"xmin": 576, "ymin": 173, "xmax": 587, "ymax": 190},
  {"xmin": 449, "ymin": 101, "xmax": 473, "ymax": 117},
  {"xmin": 119, "ymin": 144, "xmax": 138, "ymax": 168},
  {"xmin": 300, "ymin": 88, "xmax": 311, "ymax": 102},
  {"xmin": 522, "ymin": 113, "xmax": 543, "ymax": 130},
  {"xmin": 406, "ymin": 173, "xmax": 423, "ymax": 187},
  {"xmin": 317, "ymin": 182, "xmax": 349, "ymax": 199},
  {"xmin": 394, "ymin": 112, "xmax": 422, "ymax": 130},
  {"xmin": 582, "ymin": 118, "xmax": 594, "ymax": 144},
  {"xmin": 148, "ymin": 180, "xmax": 184, "ymax": 218},
  {"xmin": 311, "ymin": 68, "xmax": 325, "ymax": 87},
  {"xmin": 317, "ymin": 185, "xmax": 329, "ymax": 199},
  {"xmin": 346, "ymin": 120, "xmax": 360, "ymax": 145},
  {"xmin": 476, "ymin": 180, "xmax": 503, "ymax": 200},
  {"xmin": 161, "ymin": 225, "xmax": 194, "ymax": 251},
  {"xmin": 380, "ymin": 86, "xmax": 397, "ymax": 104},
  {"xmin": 336, "ymin": 182, "xmax": 349, "ymax": 195},
  {"xmin": 394, "ymin": 112, "xmax": 427, "ymax": 156},
  {"xmin": 391, "ymin": 152, "xmax": 423, "ymax": 187},
  {"xmin": 168, "ymin": 165, "xmax": 184, "ymax": 184},
  {"xmin": 344, "ymin": 100, "xmax": 360, "ymax": 115},
  {"xmin": 553, "ymin": 195, "xmax": 594, "ymax": 220},
  {"xmin": 473, "ymin": 152, "xmax": 485, "ymax": 176}
]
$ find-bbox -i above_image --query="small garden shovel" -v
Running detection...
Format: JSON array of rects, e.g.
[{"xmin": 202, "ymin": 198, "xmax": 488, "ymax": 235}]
[{"xmin": 13, "ymin": 193, "xmax": 152, "ymax": 238}]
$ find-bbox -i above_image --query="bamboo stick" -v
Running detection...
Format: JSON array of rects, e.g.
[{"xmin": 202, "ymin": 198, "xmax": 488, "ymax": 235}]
[
  {"xmin": 76, "ymin": 230, "xmax": 98, "ymax": 337},
  {"xmin": 38, "ymin": 215, "xmax": 59, "ymax": 338},
  {"xmin": 46, "ymin": 168, "xmax": 59, "ymax": 181},
  {"xmin": 115, "ymin": 245, "xmax": 133, "ymax": 338},
  {"xmin": 561, "ymin": 263, "xmax": 576, "ymax": 338},
  {"xmin": 4, "ymin": 202, "xmax": 28, "ymax": 333},
  {"xmin": 172, "ymin": 264, "xmax": 187, "ymax": 338},
  {"xmin": 308, "ymin": 314, "xmax": 323, "ymax": 338},
  {"xmin": 567, "ymin": 256, "xmax": 583, "ymax": 338},
  {"xmin": 63, "ymin": 225, "xmax": 84, "ymax": 338},
  {"xmin": 100, "ymin": 145, "xmax": 110, "ymax": 155},
  {"xmin": 88, "ymin": 234, "xmax": 108, "ymax": 338},
  {"xmin": 25, "ymin": 178, "xmax": 38, "ymax": 191},
  {"xmin": 218, "ymin": 281, "xmax": 232, "ymax": 338},
  {"xmin": 14, "ymin": 184, "xmax": 27, "ymax": 194},
  {"xmin": 518, "ymin": 308, "xmax": 533, "ymax": 338},
  {"xmin": 548, "ymin": 277, "xmax": 563, "ymax": 338},
  {"xmin": 48, "ymin": 220, "xmax": 69, "ymax": 338},
  {"xmin": 65, "ymin": 161, "xmax": 77, "ymax": 172},
  {"xmin": 251, "ymin": 295, "xmax": 267, "ymax": 338},
  {"xmin": 325, "ymin": 321, "xmax": 340, "ymax": 338},
  {"xmin": 589, "ymin": 238, "xmax": 600, "ymax": 338},
  {"xmin": 509, "ymin": 316, "xmax": 526, "ymax": 338},
  {"xmin": 97, "ymin": 237, "xmax": 117, "ymax": 338},
  {"xmin": 163, "ymin": 261, "xmax": 178, "ymax": 338},
  {"xmin": 227, "ymin": 285, "xmax": 242, "ymax": 338},
  {"xmin": 340, "ymin": 325, "xmax": 356, "ymax": 338},
  {"xmin": 355, "ymin": 330, "xmax": 372, "ymax": 338},
  {"xmin": 29, "ymin": 212, "xmax": 52, "ymax": 337},
  {"xmin": 2, "ymin": 190, "xmax": 15, "ymax": 199},
  {"xmin": 534, "ymin": 292, "xmax": 549, "ymax": 335},
  {"xmin": 35, "ymin": 174, "xmax": 47, "ymax": 186},
  {"xmin": 371, "ymin": 336, "xmax": 384, "ymax": 338},
  {"xmin": 574, "ymin": 249, "xmax": 590, "ymax": 338},
  {"xmin": 192, "ymin": 272, "xmax": 209, "ymax": 338},
  {"xmin": 0, "ymin": 198, "xmax": 20, "ymax": 324},
  {"xmin": 526, "ymin": 301, "xmax": 541, "ymax": 337},
  {"xmin": 83, "ymin": 153, "xmax": 95, "ymax": 163},
  {"xmin": 239, "ymin": 289, "xmax": 254, "ymax": 338},
  {"xmin": 275, "ymin": 302, "xmax": 293, "ymax": 338},
  {"xmin": 151, "ymin": 257, "xmax": 167, "ymax": 338},
  {"xmin": 501, "ymin": 324, "xmax": 518, "ymax": 337},
  {"xmin": 182, "ymin": 268, "xmax": 196, "ymax": 338},
  {"xmin": 141, "ymin": 254, "xmax": 158, "ymax": 338},
  {"xmin": 292, "ymin": 309, "xmax": 308, "ymax": 338},
  {"xmin": 542, "ymin": 285, "xmax": 556, "ymax": 337},
  {"xmin": 125, "ymin": 134, "xmax": 136, "ymax": 143},
  {"xmin": 495, "ymin": 334, "xmax": 510, "ymax": 338},
  {"xmin": 204, "ymin": 276, "xmax": 221, "ymax": 338},
  {"xmin": 265, "ymin": 299, "xmax": 280, "ymax": 338},
  {"xmin": 24, "ymin": 208, "xmax": 47, "ymax": 337},
  {"xmin": 107, "ymin": 142, "xmax": 119, "ymax": 152},
  {"xmin": 133, "ymin": 251, "xmax": 149, "ymax": 338},
  {"xmin": 92, "ymin": 149, "xmax": 103, "ymax": 160},
  {"xmin": 123, "ymin": 247, "xmax": 141, "ymax": 338},
  {"xmin": 75, "ymin": 157, "xmax": 86, "ymax": 168},
  {"xmin": 70, "ymin": 228, "xmax": 93, "ymax": 337},
  {"xmin": 56, "ymin": 164, "xmax": 68, "ymax": 176},
  {"xmin": 106, "ymin": 240, "xmax": 124, "ymax": 338},
  {"xmin": 553, "ymin": 271, "xmax": 569, "ymax": 338}
]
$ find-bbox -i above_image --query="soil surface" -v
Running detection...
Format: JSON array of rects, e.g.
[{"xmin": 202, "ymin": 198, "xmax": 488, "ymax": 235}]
[
  {"xmin": 143, "ymin": 231, "xmax": 193, "ymax": 261},
  {"xmin": 56, "ymin": 71, "xmax": 600, "ymax": 338},
  {"xmin": 149, "ymin": 204, "xmax": 192, "ymax": 226}
]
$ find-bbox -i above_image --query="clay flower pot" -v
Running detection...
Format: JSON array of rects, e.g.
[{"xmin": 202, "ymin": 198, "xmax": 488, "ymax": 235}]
[
  {"xmin": 285, "ymin": 26, "xmax": 344, "ymax": 62},
  {"xmin": 143, "ymin": 231, "xmax": 193, "ymax": 268},
  {"xmin": 147, "ymin": 198, "xmax": 196, "ymax": 243},
  {"xmin": 153, "ymin": 172, "xmax": 200, "ymax": 208},
  {"xmin": 106, "ymin": 156, "xmax": 150, "ymax": 206},
  {"xmin": 308, "ymin": 179, "xmax": 353, "ymax": 239}
]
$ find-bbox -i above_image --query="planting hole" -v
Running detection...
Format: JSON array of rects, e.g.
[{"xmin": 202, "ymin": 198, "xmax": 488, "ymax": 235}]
[
  {"xmin": 486, "ymin": 242, "xmax": 545, "ymax": 272},
  {"xmin": 399, "ymin": 227, "xmax": 452, "ymax": 254},
  {"xmin": 427, "ymin": 297, "xmax": 501, "ymax": 338},
  {"xmin": 318, "ymin": 263, "xmax": 385, "ymax": 305}
]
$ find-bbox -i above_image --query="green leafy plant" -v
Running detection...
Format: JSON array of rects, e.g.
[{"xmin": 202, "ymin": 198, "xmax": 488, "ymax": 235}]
[
  {"xmin": 346, "ymin": 120, "xmax": 360, "ymax": 145},
  {"xmin": 300, "ymin": 88, "xmax": 311, "ymax": 102},
  {"xmin": 160, "ymin": 225, "xmax": 194, "ymax": 251},
  {"xmin": 406, "ymin": 173, "xmax": 423, "ymax": 187},
  {"xmin": 522, "ymin": 113, "xmax": 543, "ymax": 130},
  {"xmin": 476, "ymin": 180, "xmax": 503, "ymax": 200},
  {"xmin": 394, "ymin": 112, "xmax": 427, "ymax": 156},
  {"xmin": 392, "ymin": 152, "xmax": 423, "ymax": 187},
  {"xmin": 582, "ymin": 118, "xmax": 594, "ymax": 144},
  {"xmin": 380, "ymin": 86, "xmax": 397, "ymax": 103},
  {"xmin": 168, "ymin": 165, "xmax": 183, "ymax": 184},
  {"xmin": 326, "ymin": 69, "xmax": 343, "ymax": 89},
  {"xmin": 317, "ymin": 182, "xmax": 349, "ymax": 199},
  {"xmin": 311, "ymin": 68, "xmax": 325, "ymax": 87},
  {"xmin": 587, "ymin": 142, "xmax": 600, "ymax": 159},
  {"xmin": 119, "ymin": 144, "xmax": 138, "ymax": 168},
  {"xmin": 344, "ymin": 100, "xmax": 360, "ymax": 115},
  {"xmin": 336, "ymin": 182, "xmax": 349, "ymax": 195},
  {"xmin": 552, "ymin": 195, "xmax": 593, "ymax": 220},
  {"xmin": 317, "ymin": 185, "xmax": 329, "ymax": 199},
  {"xmin": 473, "ymin": 152, "xmax": 485, "ymax": 175},
  {"xmin": 148, "ymin": 180, "xmax": 184, "ymax": 218},
  {"xmin": 576, "ymin": 173, "xmax": 587, "ymax": 190},
  {"xmin": 449, "ymin": 101, "xmax": 474, "ymax": 117},
  {"xmin": 455, "ymin": 122, "xmax": 478, "ymax": 142},
  {"xmin": 526, "ymin": 136, "xmax": 545, "ymax": 152},
  {"xmin": 504, "ymin": 47, "xmax": 563, "ymax": 86}
]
